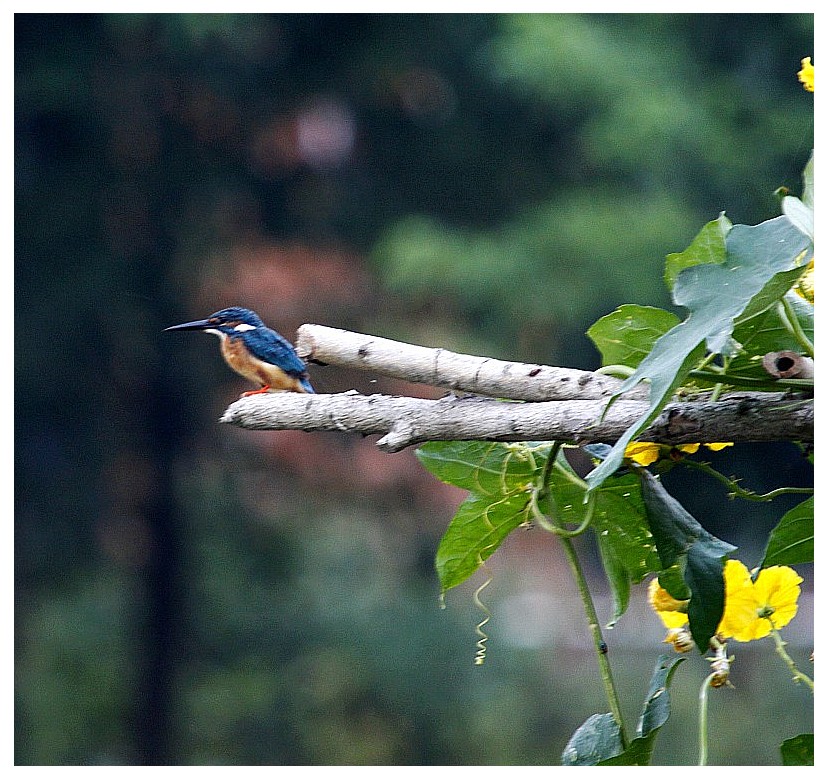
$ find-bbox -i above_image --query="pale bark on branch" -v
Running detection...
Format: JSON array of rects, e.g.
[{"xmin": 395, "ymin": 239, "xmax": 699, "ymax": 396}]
[
  {"xmin": 295, "ymin": 324, "xmax": 649, "ymax": 401},
  {"xmin": 218, "ymin": 325, "xmax": 813, "ymax": 452},
  {"xmin": 220, "ymin": 391, "xmax": 813, "ymax": 453}
]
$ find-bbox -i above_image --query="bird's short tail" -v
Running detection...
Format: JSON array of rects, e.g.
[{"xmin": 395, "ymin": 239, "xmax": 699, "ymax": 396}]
[{"xmin": 300, "ymin": 376, "xmax": 315, "ymax": 393}]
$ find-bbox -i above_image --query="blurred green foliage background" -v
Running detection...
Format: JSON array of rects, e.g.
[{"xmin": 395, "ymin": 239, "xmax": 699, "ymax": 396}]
[{"xmin": 15, "ymin": 13, "xmax": 813, "ymax": 765}]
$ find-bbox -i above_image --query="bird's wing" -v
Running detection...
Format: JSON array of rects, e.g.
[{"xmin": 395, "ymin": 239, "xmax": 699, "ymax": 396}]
[{"xmin": 243, "ymin": 327, "xmax": 308, "ymax": 377}]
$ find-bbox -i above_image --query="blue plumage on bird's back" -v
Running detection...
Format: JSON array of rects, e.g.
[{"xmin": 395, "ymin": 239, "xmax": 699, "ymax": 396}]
[{"xmin": 164, "ymin": 306, "xmax": 314, "ymax": 395}]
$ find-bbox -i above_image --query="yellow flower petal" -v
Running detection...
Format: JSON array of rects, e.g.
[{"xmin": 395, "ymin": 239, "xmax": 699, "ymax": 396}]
[
  {"xmin": 717, "ymin": 560, "xmax": 803, "ymax": 642},
  {"xmin": 752, "ymin": 566, "xmax": 803, "ymax": 630},
  {"xmin": 795, "ymin": 258, "xmax": 814, "ymax": 305},
  {"xmin": 648, "ymin": 577, "xmax": 689, "ymax": 629},
  {"xmin": 718, "ymin": 560, "xmax": 760, "ymax": 640},
  {"xmin": 798, "ymin": 57, "xmax": 814, "ymax": 92},
  {"xmin": 676, "ymin": 443, "xmax": 700, "ymax": 454},
  {"xmin": 704, "ymin": 442, "xmax": 733, "ymax": 451},
  {"xmin": 625, "ymin": 442, "xmax": 662, "ymax": 466}
]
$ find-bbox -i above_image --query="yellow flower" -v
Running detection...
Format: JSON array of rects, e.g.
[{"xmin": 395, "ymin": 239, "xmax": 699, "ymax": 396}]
[
  {"xmin": 625, "ymin": 442, "xmax": 663, "ymax": 466},
  {"xmin": 648, "ymin": 577, "xmax": 689, "ymax": 629},
  {"xmin": 704, "ymin": 442, "xmax": 733, "ymax": 451},
  {"xmin": 797, "ymin": 57, "xmax": 814, "ymax": 92},
  {"xmin": 717, "ymin": 560, "xmax": 803, "ymax": 642},
  {"xmin": 624, "ymin": 442, "xmax": 733, "ymax": 466},
  {"xmin": 676, "ymin": 443, "xmax": 700, "ymax": 455},
  {"xmin": 795, "ymin": 257, "xmax": 814, "ymax": 305}
]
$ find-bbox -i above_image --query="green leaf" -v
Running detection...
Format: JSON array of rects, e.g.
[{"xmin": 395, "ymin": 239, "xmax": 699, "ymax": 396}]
[
  {"xmin": 587, "ymin": 215, "xmax": 811, "ymax": 492},
  {"xmin": 735, "ymin": 264, "xmax": 810, "ymax": 324},
  {"xmin": 664, "ymin": 214, "xmax": 731, "ymax": 290},
  {"xmin": 635, "ymin": 655, "xmax": 685, "ymax": 736},
  {"xmin": 419, "ymin": 442, "xmax": 660, "ymax": 620},
  {"xmin": 416, "ymin": 440, "xmax": 544, "ymax": 494},
  {"xmin": 781, "ymin": 733, "xmax": 813, "ymax": 766},
  {"xmin": 673, "ymin": 217, "xmax": 810, "ymax": 354},
  {"xmin": 726, "ymin": 293, "xmax": 814, "ymax": 382},
  {"xmin": 683, "ymin": 542, "xmax": 729, "ymax": 653},
  {"xmin": 587, "ymin": 304, "xmax": 681, "ymax": 369},
  {"xmin": 782, "ymin": 196, "xmax": 813, "ymax": 240},
  {"xmin": 657, "ymin": 563, "xmax": 690, "ymax": 601},
  {"xmin": 417, "ymin": 441, "xmax": 547, "ymax": 594},
  {"xmin": 434, "ymin": 490, "xmax": 532, "ymax": 593},
  {"xmin": 591, "ymin": 475, "xmax": 660, "ymax": 625},
  {"xmin": 599, "ymin": 655, "xmax": 685, "ymax": 765},
  {"xmin": 562, "ymin": 713, "xmax": 623, "ymax": 766},
  {"xmin": 761, "ymin": 497, "xmax": 813, "ymax": 567},
  {"xmin": 638, "ymin": 470, "xmax": 736, "ymax": 652}
]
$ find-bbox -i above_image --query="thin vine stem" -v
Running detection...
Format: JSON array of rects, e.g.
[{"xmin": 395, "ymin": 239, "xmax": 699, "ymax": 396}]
[
  {"xmin": 769, "ymin": 628, "xmax": 814, "ymax": 691},
  {"xmin": 708, "ymin": 355, "xmax": 731, "ymax": 401},
  {"xmin": 527, "ymin": 442, "xmax": 596, "ymax": 537},
  {"xmin": 695, "ymin": 351, "xmax": 720, "ymax": 372},
  {"xmin": 777, "ymin": 296, "xmax": 814, "ymax": 358},
  {"xmin": 679, "ymin": 458, "xmax": 814, "ymax": 502},
  {"xmin": 528, "ymin": 444, "xmax": 624, "ymax": 745},
  {"xmin": 687, "ymin": 370, "xmax": 814, "ymax": 390},
  {"xmin": 529, "ymin": 486, "xmax": 596, "ymax": 537},
  {"xmin": 559, "ymin": 534, "xmax": 628, "ymax": 750},
  {"xmin": 697, "ymin": 674, "xmax": 713, "ymax": 766},
  {"xmin": 593, "ymin": 364, "xmax": 635, "ymax": 379}
]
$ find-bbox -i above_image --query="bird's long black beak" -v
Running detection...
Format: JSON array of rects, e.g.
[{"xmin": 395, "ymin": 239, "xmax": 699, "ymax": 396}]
[{"xmin": 163, "ymin": 318, "xmax": 213, "ymax": 332}]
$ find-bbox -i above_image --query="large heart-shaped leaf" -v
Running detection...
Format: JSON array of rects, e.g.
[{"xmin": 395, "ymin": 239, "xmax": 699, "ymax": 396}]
[
  {"xmin": 664, "ymin": 214, "xmax": 731, "ymax": 290},
  {"xmin": 417, "ymin": 441, "xmax": 547, "ymax": 594},
  {"xmin": 418, "ymin": 441, "xmax": 659, "ymax": 623},
  {"xmin": 587, "ymin": 216, "xmax": 811, "ymax": 491},
  {"xmin": 587, "ymin": 304, "xmax": 681, "ymax": 369}
]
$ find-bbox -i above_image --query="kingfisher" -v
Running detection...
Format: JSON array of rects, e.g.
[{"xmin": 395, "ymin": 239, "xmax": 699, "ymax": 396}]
[{"xmin": 164, "ymin": 306, "xmax": 314, "ymax": 395}]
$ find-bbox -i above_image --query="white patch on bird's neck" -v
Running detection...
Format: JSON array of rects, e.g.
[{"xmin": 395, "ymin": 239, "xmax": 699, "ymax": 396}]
[
  {"xmin": 205, "ymin": 328, "xmax": 227, "ymax": 340},
  {"xmin": 233, "ymin": 323, "xmax": 257, "ymax": 332}
]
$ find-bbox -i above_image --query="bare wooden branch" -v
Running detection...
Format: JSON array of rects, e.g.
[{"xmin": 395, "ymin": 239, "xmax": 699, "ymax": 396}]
[
  {"xmin": 220, "ymin": 391, "xmax": 813, "ymax": 453},
  {"xmin": 295, "ymin": 324, "xmax": 648, "ymax": 401}
]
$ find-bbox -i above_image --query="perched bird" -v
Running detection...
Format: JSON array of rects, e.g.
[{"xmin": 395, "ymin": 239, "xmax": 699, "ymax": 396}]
[{"xmin": 164, "ymin": 306, "xmax": 314, "ymax": 395}]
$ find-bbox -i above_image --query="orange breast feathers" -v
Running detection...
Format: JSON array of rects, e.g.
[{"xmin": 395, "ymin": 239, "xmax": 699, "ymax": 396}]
[{"xmin": 220, "ymin": 335, "xmax": 309, "ymax": 392}]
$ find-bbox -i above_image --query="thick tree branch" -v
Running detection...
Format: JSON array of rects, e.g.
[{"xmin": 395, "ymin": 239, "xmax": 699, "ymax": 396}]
[
  {"xmin": 220, "ymin": 391, "xmax": 813, "ymax": 453},
  {"xmin": 296, "ymin": 324, "xmax": 649, "ymax": 401}
]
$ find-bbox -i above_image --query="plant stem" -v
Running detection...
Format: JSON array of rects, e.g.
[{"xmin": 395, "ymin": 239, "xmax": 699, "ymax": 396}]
[
  {"xmin": 770, "ymin": 629, "xmax": 814, "ymax": 691},
  {"xmin": 697, "ymin": 674, "xmax": 713, "ymax": 766},
  {"xmin": 559, "ymin": 534, "xmax": 628, "ymax": 749},
  {"xmin": 777, "ymin": 297, "xmax": 815, "ymax": 358},
  {"xmin": 688, "ymin": 370, "xmax": 814, "ymax": 390},
  {"xmin": 594, "ymin": 364, "xmax": 635, "ymax": 379},
  {"xmin": 679, "ymin": 458, "xmax": 814, "ymax": 502},
  {"xmin": 528, "ymin": 441, "xmax": 596, "ymax": 537},
  {"xmin": 530, "ymin": 486, "xmax": 596, "ymax": 537},
  {"xmin": 695, "ymin": 351, "xmax": 720, "ymax": 372}
]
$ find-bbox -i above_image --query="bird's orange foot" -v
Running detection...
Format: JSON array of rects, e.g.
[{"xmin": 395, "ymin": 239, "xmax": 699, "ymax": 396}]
[{"xmin": 242, "ymin": 385, "xmax": 271, "ymax": 397}]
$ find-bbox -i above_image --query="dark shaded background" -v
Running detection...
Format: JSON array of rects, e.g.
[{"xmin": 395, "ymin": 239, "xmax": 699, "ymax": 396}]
[{"xmin": 15, "ymin": 13, "xmax": 813, "ymax": 765}]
